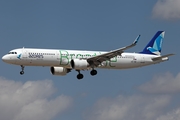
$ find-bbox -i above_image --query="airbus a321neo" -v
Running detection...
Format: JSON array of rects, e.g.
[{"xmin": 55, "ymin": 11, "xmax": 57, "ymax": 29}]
[{"xmin": 2, "ymin": 31, "xmax": 174, "ymax": 79}]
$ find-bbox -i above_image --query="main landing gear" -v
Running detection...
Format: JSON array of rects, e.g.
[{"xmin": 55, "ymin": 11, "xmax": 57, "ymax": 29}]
[
  {"xmin": 76, "ymin": 69, "xmax": 98, "ymax": 80},
  {"xmin": 90, "ymin": 69, "xmax": 97, "ymax": 76},
  {"xmin": 77, "ymin": 70, "xmax": 84, "ymax": 80},
  {"xmin": 20, "ymin": 65, "xmax": 25, "ymax": 75}
]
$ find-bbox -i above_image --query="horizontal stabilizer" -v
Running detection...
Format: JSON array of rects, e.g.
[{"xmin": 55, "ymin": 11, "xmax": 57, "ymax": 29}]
[{"xmin": 152, "ymin": 54, "xmax": 174, "ymax": 61}]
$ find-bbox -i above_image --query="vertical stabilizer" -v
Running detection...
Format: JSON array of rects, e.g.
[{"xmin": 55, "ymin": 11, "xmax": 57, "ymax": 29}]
[{"xmin": 140, "ymin": 31, "xmax": 165, "ymax": 55}]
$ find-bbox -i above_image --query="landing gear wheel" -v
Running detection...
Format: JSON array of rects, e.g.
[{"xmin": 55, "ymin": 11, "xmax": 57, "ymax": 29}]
[
  {"xmin": 20, "ymin": 71, "xmax": 24, "ymax": 75},
  {"xmin": 77, "ymin": 74, "xmax": 84, "ymax": 80},
  {"xmin": 90, "ymin": 69, "xmax": 97, "ymax": 76}
]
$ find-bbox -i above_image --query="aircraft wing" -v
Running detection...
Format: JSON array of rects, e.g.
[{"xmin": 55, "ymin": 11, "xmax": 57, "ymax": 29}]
[
  {"xmin": 152, "ymin": 54, "xmax": 174, "ymax": 61},
  {"xmin": 87, "ymin": 35, "xmax": 140, "ymax": 67}
]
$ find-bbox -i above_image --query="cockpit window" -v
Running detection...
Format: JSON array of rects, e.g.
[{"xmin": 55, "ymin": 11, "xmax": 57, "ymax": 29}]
[{"xmin": 8, "ymin": 52, "xmax": 17, "ymax": 54}]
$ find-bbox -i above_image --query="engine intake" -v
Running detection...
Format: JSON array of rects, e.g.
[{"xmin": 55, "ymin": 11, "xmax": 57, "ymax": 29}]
[{"xmin": 50, "ymin": 67, "xmax": 69, "ymax": 76}]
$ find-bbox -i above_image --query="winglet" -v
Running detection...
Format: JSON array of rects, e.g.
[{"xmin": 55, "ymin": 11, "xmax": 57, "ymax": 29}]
[
  {"xmin": 119, "ymin": 34, "xmax": 141, "ymax": 50},
  {"xmin": 133, "ymin": 35, "xmax": 141, "ymax": 45}
]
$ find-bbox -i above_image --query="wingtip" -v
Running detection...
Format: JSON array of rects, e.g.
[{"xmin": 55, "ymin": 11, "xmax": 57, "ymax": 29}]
[
  {"xmin": 133, "ymin": 35, "xmax": 141, "ymax": 44},
  {"xmin": 170, "ymin": 53, "xmax": 175, "ymax": 56}
]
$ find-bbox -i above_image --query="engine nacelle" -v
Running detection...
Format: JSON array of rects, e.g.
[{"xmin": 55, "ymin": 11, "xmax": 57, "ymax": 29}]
[
  {"xmin": 50, "ymin": 67, "xmax": 69, "ymax": 76},
  {"xmin": 70, "ymin": 59, "xmax": 89, "ymax": 70}
]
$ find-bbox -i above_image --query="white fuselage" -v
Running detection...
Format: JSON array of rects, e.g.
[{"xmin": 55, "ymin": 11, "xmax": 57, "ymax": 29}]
[{"xmin": 2, "ymin": 48, "xmax": 164, "ymax": 69}]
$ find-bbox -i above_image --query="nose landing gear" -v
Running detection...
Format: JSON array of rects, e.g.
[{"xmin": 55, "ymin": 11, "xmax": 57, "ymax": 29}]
[{"xmin": 20, "ymin": 65, "xmax": 25, "ymax": 75}]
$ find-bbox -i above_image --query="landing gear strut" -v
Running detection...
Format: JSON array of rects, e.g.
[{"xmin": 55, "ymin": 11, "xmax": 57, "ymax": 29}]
[
  {"xmin": 76, "ymin": 70, "xmax": 84, "ymax": 80},
  {"xmin": 20, "ymin": 65, "xmax": 25, "ymax": 75}
]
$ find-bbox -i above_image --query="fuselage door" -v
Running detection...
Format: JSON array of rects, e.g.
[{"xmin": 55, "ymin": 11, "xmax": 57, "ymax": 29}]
[
  {"xmin": 56, "ymin": 51, "xmax": 60, "ymax": 60},
  {"xmin": 140, "ymin": 55, "xmax": 145, "ymax": 63},
  {"xmin": 22, "ymin": 48, "xmax": 28, "ymax": 59}
]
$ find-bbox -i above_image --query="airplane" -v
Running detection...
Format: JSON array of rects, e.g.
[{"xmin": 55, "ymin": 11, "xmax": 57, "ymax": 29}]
[{"xmin": 2, "ymin": 31, "xmax": 174, "ymax": 79}]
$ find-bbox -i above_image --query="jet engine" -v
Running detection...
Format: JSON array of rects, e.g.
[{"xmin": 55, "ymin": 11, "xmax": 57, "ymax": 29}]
[
  {"xmin": 50, "ymin": 67, "xmax": 70, "ymax": 76},
  {"xmin": 70, "ymin": 59, "xmax": 89, "ymax": 70}
]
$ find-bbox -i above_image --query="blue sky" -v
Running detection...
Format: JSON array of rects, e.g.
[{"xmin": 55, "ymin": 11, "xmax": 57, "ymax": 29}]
[{"xmin": 0, "ymin": 0, "xmax": 180, "ymax": 120}]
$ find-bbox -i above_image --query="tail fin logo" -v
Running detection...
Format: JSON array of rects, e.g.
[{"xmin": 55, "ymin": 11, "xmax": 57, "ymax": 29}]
[
  {"xmin": 147, "ymin": 47, "xmax": 161, "ymax": 55},
  {"xmin": 141, "ymin": 31, "xmax": 165, "ymax": 55}
]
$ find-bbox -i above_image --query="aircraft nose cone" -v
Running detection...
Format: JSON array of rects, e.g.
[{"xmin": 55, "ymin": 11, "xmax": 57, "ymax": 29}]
[{"xmin": 2, "ymin": 55, "xmax": 8, "ymax": 62}]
